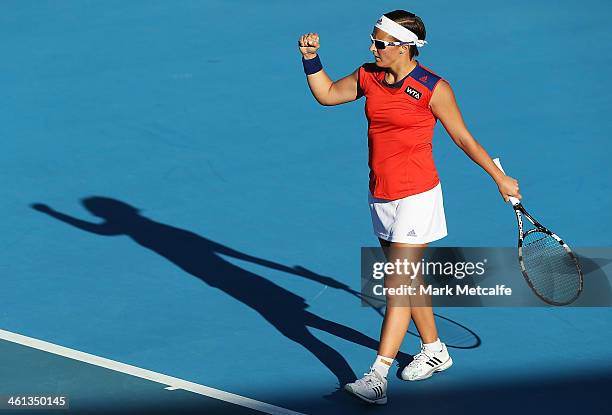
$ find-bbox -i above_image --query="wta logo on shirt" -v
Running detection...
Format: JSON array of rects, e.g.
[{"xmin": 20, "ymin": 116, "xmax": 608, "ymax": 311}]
[{"xmin": 405, "ymin": 85, "xmax": 422, "ymax": 100}]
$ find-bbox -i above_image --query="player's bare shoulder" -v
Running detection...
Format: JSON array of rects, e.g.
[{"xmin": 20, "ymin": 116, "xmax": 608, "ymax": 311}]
[
  {"xmin": 430, "ymin": 79, "xmax": 452, "ymax": 101},
  {"xmin": 429, "ymin": 79, "xmax": 456, "ymax": 110}
]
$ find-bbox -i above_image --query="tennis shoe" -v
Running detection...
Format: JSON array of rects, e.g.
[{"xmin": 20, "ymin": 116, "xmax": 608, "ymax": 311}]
[
  {"xmin": 344, "ymin": 368, "xmax": 388, "ymax": 404},
  {"xmin": 401, "ymin": 342, "xmax": 453, "ymax": 381}
]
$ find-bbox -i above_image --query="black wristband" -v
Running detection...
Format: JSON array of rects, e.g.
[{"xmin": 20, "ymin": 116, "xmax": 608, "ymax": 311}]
[{"xmin": 302, "ymin": 54, "xmax": 323, "ymax": 75}]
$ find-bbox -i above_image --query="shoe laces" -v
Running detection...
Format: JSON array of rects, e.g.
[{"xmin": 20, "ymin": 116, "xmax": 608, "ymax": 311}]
[
  {"xmin": 409, "ymin": 345, "xmax": 436, "ymax": 369},
  {"xmin": 355, "ymin": 368, "xmax": 384, "ymax": 388}
]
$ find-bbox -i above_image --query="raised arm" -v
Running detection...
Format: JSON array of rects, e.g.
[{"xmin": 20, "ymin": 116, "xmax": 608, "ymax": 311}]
[
  {"xmin": 298, "ymin": 32, "xmax": 361, "ymax": 106},
  {"xmin": 429, "ymin": 81, "xmax": 522, "ymax": 202},
  {"xmin": 31, "ymin": 203, "xmax": 122, "ymax": 236}
]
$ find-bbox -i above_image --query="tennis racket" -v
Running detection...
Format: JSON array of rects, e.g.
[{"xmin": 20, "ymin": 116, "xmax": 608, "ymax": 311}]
[{"xmin": 493, "ymin": 158, "xmax": 583, "ymax": 305}]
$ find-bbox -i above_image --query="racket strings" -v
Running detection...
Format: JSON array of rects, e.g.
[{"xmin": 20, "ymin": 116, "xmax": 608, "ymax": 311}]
[{"xmin": 521, "ymin": 231, "xmax": 581, "ymax": 304}]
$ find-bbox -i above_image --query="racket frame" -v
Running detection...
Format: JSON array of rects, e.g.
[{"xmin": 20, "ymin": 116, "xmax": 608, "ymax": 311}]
[
  {"xmin": 512, "ymin": 202, "xmax": 583, "ymax": 305},
  {"xmin": 493, "ymin": 158, "xmax": 584, "ymax": 306}
]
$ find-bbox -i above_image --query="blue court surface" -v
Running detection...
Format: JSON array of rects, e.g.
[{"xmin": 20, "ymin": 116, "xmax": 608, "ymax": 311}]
[{"xmin": 1, "ymin": 1, "xmax": 611, "ymax": 414}]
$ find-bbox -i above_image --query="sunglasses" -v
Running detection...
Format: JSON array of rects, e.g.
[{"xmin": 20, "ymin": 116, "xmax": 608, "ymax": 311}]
[{"xmin": 370, "ymin": 34, "xmax": 414, "ymax": 50}]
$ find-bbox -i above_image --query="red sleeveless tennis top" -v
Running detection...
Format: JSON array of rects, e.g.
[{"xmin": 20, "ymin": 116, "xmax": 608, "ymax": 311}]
[{"xmin": 358, "ymin": 61, "xmax": 444, "ymax": 200}]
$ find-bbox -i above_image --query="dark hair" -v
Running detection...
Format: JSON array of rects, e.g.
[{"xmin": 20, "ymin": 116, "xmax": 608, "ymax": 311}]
[{"xmin": 384, "ymin": 10, "xmax": 426, "ymax": 59}]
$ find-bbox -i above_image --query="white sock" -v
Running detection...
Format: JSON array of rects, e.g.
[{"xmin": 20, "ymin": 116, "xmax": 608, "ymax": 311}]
[
  {"xmin": 372, "ymin": 355, "xmax": 393, "ymax": 378},
  {"xmin": 423, "ymin": 338, "xmax": 443, "ymax": 353}
]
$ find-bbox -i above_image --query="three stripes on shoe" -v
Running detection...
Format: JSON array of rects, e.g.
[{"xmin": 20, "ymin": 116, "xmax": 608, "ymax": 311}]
[
  {"xmin": 425, "ymin": 356, "xmax": 444, "ymax": 367},
  {"xmin": 372, "ymin": 385, "xmax": 385, "ymax": 399}
]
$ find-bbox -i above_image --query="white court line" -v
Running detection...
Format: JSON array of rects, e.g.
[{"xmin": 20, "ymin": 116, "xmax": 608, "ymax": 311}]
[
  {"xmin": 0, "ymin": 329, "xmax": 306, "ymax": 415},
  {"xmin": 310, "ymin": 285, "xmax": 328, "ymax": 302}
]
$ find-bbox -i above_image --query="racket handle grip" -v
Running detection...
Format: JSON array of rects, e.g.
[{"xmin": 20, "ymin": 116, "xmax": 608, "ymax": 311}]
[{"xmin": 492, "ymin": 158, "xmax": 520, "ymax": 206}]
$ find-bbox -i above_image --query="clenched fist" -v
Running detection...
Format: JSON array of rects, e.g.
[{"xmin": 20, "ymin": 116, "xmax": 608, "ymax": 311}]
[{"xmin": 298, "ymin": 32, "xmax": 320, "ymax": 59}]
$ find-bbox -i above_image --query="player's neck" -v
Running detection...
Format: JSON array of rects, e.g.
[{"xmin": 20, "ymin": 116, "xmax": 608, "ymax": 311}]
[{"xmin": 385, "ymin": 60, "xmax": 417, "ymax": 84}]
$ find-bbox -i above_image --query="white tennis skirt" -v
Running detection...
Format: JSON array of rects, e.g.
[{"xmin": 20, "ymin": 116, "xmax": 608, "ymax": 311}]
[{"xmin": 368, "ymin": 182, "xmax": 448, "ymax": 244}]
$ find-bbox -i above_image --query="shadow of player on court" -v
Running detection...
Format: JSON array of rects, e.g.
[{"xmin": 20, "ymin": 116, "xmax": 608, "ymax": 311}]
[{"xmin": 31, "ymin": 196, "xmax": 413, "ymax": 387}]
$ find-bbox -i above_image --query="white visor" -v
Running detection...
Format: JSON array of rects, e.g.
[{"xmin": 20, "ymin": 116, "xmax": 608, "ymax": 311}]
[{"xmin": 374, "ymin": 15, "xmax": 427, "ymax": 47}]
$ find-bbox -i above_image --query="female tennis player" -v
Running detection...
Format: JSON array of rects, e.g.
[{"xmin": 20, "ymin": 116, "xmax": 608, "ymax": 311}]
[{"xmin": 298, "ymin": 9, "xmax": 520, "ymax": 404}]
